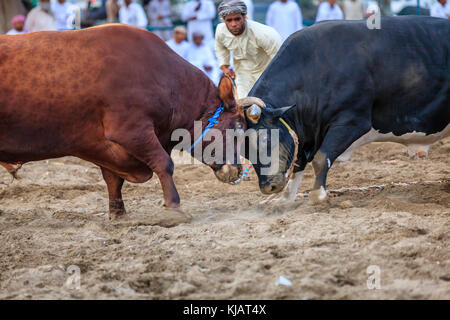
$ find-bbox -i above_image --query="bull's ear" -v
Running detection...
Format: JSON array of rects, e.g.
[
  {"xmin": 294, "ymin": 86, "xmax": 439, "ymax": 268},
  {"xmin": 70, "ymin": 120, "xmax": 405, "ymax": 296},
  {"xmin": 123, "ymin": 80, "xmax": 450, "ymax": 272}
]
[
  {"xmin": 218, "ymin": 76, "xmax": 236, "ymax": 112},
  {"xmin": 264, "ymin": 105, "xmax": 296, "ymax": 119}
]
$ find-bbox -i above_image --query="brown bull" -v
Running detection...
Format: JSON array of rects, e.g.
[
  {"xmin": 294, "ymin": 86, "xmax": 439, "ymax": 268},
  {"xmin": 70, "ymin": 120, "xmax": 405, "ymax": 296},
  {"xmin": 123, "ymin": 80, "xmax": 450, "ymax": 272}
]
[{"xmin": 0, "ymin": 25, "xmax": 246, "ymax": 219}]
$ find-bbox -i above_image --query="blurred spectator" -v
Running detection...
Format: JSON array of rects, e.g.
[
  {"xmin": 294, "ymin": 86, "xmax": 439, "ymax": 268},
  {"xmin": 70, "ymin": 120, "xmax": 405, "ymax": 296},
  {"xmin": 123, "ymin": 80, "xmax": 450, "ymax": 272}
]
[
  {"xmin": 215, "ymin": 0, "xmax": 281, "ymax": 97},
  {"xmin": 148, "ymin": 0, "xmax": 172, "ymax": 41},
  {"xmin": 430, "ymin": 0, "xmax": 450, "ymax": 18},
  {"xmin": 119, "ymin": 0, "xmax": 148, "ymax": 28},
  {"xmin": 243, "ymin": 0, "xmax": 254, "ymax": 20},
  {"xmin": 186, "ymin": 32, "xmax": 217, "ymax": 83},
  {"xmin": 7, "ymin": 15, "xmax": 27, "ymax": 35},
  {"xmin": 315, "ymin": 0, "xmax": 344, "ymax": 22},
  {"xmin": 25, "ymin": 0, "xmax": 58, "ymax": 32},
  {"xmin": 342, "ymin": 0, "xmax": 366, "ymax": 20},
  {"xmin": 0, "ymin": 0, "xmax": 27, "ymax": 34},
  {"xmin": 266, "ymin": 0, "xmax": 303, "ymax": 42},
  {"xmin": 52, "ymin": 0, "xmax": 73, "ymax": 30},
  {"xmin": 106, "ymin": 0, "xmax": 120, "ymax": 22},
  {"xmin": 181, "ymin": 0, "xmax": 216, "ymax": 42},
  {"xmin": 166, "ymin": 26, "xmax": 190, "ymax": 59}
]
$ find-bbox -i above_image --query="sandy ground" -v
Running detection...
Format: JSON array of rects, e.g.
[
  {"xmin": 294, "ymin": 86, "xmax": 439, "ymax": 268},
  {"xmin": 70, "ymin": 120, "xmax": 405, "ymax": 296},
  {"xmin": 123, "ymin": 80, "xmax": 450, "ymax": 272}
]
[{"xmin": 0, "ymin": 138, "xmax": 449, "ymax": 300}]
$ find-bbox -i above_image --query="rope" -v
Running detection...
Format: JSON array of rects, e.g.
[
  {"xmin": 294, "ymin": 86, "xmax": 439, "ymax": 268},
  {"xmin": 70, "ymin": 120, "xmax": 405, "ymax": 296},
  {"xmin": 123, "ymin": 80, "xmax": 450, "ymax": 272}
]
[
  {"xmin": 295, "ymin": 180, "xmax": 446, "ymax": 198},
  {"xmin": 188, "ymin": 105, "xmax": 224, "ymax": 152}
]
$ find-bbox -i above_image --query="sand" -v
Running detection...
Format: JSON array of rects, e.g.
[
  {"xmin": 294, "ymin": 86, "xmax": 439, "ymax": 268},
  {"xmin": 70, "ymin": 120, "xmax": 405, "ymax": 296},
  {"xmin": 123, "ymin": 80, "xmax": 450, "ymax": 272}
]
[{"xmin": 0, "ymin": 138, "xmax": 449, "ymax": 299}]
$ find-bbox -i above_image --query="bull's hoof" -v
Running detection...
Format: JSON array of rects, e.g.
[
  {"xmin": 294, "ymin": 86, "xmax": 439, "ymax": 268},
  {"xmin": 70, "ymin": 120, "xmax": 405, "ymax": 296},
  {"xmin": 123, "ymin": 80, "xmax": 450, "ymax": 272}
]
[
  {"xmin": 109, "ymin": 210, "xmax": 127, "ymax": 221},
  {"xmin": 308, "ymin": 187, "xmax": 329, "ymax": 205}
]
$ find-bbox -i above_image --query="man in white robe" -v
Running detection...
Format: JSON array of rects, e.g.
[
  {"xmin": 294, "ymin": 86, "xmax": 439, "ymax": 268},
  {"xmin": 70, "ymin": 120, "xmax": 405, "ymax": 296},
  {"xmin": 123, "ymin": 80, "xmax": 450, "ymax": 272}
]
[
  {"xmin": 186, "ymin": 32, "xmax": 218, "ymax": 84},
  {"xmin": 215, "ymin": 0, "xmax": 281, "ymax": 98},
  {"xmin": 119, "ymin": 0, "xmax": 148, "ymax": 29},
  {"xmin": 315, "ymin": 0, "xmax": 344, "ymax": 22},
  {"xmin": 166, "ymin": 26, "xmax": 190, "ymax": 60},
  {"xmin": 25, "ymin": 0, "xmax": 58, "ymax": 32},
  {"xmin": 148, "ymin": 0, "xmax": 172, "ymax": 41},
  {"xmin": 266, "ymin": 0, "xmax": 303, "ymax": 42},
  {"xmin": 51, "ymin": 0, "xmax": 73, "ymax": 30},
  {"xmin": 7, "ymin": 15, "xmax": 27, "ymax": 35},
  {"xmin": 181, "ymin": 0, "xmax": 216, "ymax": 42},
  {"xmin": 342, "ymin": 0, "xmax": 365, "ymax": 20},
  {"xmin": 430, "ymin": 0, "xmax": 450, "ymax": 19}
]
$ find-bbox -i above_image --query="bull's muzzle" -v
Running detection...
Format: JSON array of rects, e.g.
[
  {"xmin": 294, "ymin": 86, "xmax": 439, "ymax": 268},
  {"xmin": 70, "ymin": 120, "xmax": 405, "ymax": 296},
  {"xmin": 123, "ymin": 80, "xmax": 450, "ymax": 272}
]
[
  {"xmin": 214, "ymin": 164, "xmax": 242, "ymax": 183},
  {"xmin": 259, "ymin": 175, "xmax": 286, "ymax": 194}
]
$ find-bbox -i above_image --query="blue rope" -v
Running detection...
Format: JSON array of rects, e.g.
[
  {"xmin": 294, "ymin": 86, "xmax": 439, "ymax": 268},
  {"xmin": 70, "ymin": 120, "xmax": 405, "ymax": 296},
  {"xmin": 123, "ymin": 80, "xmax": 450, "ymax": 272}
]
[{"xmin": 188, "ymin": 105, "xmax": 224, "ymax": 152}]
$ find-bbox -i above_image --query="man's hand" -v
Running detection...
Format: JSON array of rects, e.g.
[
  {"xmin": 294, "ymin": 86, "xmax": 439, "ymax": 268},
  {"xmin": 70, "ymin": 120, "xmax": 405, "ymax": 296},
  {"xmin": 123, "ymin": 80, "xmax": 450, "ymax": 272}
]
[
  {"xmin": 189, "ymin": 16, "xmax": 197, "ymax": 21},
  {"xmin": 195, "ymin": 3, "xmax": 201, "ymax": 11},
  {"xmin": 221, "ymin": 65, "xmax": 235, "ymax": 79},
  {"xmin": 204, "ymin": 65, "xmax": 212, "ymax": 71}
]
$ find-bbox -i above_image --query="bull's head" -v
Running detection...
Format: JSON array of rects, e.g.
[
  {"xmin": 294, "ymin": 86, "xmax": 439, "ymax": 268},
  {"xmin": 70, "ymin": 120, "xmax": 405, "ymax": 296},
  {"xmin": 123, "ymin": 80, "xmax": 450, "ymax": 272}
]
[
  {"xmin": 191, "ymin": 76, "xmax": 247, "ymax": 183},
  {"xmin": 239, "ymin": 100, "xmax": 297, "ymax": 194}
]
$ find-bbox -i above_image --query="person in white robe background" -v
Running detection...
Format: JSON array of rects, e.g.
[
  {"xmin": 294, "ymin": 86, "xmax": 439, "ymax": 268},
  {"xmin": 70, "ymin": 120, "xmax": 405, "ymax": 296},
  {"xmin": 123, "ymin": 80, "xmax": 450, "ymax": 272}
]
[
  {"xmin": 342, "ymin": 0, "xmax": 366, "ymax": 20},
  {"xmin": 51, "ymin": 0, "xmax": 73, "ymax": 30},
  {"xmin": 119, "ymin": 0, "xmax": 148, "ymax": 29},
  {"xmin": 25, "ymin": 0, "xmax": 58, "ymax": 32},
  {"xmin": 315, "ymin": 0, "xmax": 344, "ymax": 22},
  {"xmin": 166, "ymin": 26, "xmax": 190, "ymax": 60},
  {"xmin": 430, "ymin": 0, "xmax": 450, "ymax": 19},
  {"xmin": 181, "ymin": 0, "xmax": 216, "ymax": 42},
  {"xmin": 186, "ymin": 32, "xmax": 219, "ymax": 84},
  {"xmin": 6, "ymin": 15, "xmax": 27, "ymax": 35},
  {"xmin": 266, "ymin": 0, "xmax": 303, "ymax": 42},
  {"xmin": 148, "ymin": 0, "xmax": 173, "ymax": 41}
]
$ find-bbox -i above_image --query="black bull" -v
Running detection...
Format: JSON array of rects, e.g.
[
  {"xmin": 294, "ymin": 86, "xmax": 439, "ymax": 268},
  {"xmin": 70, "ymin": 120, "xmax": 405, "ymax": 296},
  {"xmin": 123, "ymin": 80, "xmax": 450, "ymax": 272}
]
[{"xmin": 241, "ymin": 16, "xmax": 449, "ymax": 203}]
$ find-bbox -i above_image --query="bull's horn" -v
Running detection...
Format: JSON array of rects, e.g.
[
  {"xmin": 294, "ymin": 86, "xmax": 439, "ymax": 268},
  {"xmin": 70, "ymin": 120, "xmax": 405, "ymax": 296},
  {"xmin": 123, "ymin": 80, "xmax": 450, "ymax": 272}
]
[
  {"xmin": 246, "ymin": 104, "xmax": 262, "ymax": 124},
  {"xmin": 236, "ymin": 97, "xmax": 266, "ymax": 110}
]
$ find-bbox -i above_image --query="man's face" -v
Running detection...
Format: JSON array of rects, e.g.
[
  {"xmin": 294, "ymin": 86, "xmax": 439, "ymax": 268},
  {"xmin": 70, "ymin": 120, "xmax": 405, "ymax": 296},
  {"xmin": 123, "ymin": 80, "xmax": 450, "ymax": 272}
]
[
  {"xmin": 328, "ymin": 0, "xmax": 337, "ymax": 6},
  {"xmin": 58, "ymin": 0, "xmax": 65, "ymax": 4},
  {"xmin": 193, "ymin": 35, "xmax": 203, "ymax": 46},
  {"xmin": 224, "ymin": 13, "xmax": 246, "ymax": 36},
  {"xmin": 125, "ymin": 0, "xmax": 132, "ymax": 6},
  {"xmin": 13, "ymin": 21, "xmax": 24, "ymax": 32},
  {"xmin": 174, "ymin": 31, "xmax": 186, "ymax": 43},
  {"xmin": 40, "ymin": 0, "xmax": 51, "ymax": 11},
  {"xmin": 439, "ymin": 0, "xmax": 446, "ymax": 5}
]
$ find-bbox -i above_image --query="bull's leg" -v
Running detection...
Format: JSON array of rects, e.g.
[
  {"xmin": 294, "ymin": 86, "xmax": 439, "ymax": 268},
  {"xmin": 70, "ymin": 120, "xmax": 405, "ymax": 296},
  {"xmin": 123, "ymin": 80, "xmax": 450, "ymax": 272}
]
[
  {"xmin": 100, "ymin": 167, "xmax": 126, "ymax": 220},
  {"xmin": 310, "ymin": 124, "xmax": 370, "ymax": 204},
  {"xmin": 106, "ymin": 129, "xmax": 180, "ymax": 208},
  {"xmin": 284, "ymin": 170, "xmax": 304, "ymax": 201}
]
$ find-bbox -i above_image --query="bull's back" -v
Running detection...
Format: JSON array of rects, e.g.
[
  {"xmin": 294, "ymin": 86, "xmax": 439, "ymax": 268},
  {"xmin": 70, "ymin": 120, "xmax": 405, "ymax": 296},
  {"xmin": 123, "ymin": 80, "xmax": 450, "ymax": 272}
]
[
  {"xmin": 0, "ymin": 25, "xmax": 190, "ymax": 160},
  {"xmin": 253, "ymin": 17, "xmax": 449, "ymax": 135}
]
